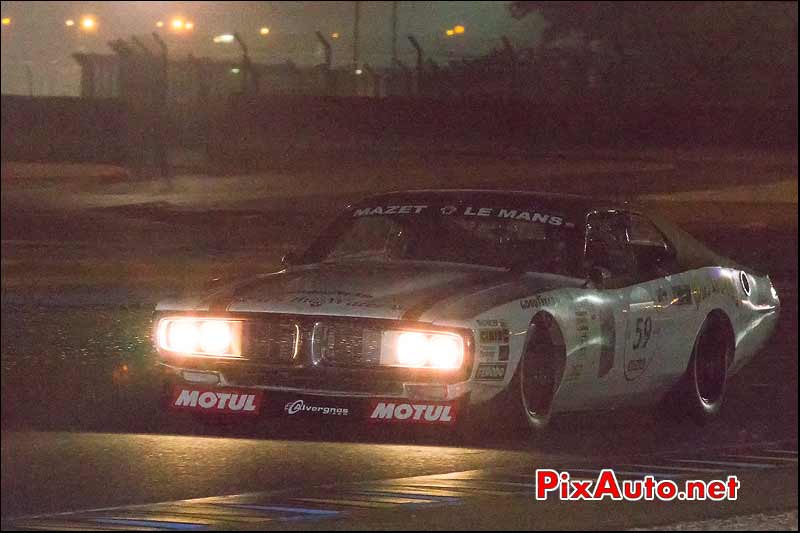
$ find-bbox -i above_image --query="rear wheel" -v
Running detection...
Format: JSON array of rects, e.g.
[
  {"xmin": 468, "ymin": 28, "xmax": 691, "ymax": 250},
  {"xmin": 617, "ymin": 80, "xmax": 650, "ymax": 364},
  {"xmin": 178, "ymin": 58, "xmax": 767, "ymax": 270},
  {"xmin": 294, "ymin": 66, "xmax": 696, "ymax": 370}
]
[{"xmin": 667, "ymin": 312, "xmax": 732, "ymax": 424}]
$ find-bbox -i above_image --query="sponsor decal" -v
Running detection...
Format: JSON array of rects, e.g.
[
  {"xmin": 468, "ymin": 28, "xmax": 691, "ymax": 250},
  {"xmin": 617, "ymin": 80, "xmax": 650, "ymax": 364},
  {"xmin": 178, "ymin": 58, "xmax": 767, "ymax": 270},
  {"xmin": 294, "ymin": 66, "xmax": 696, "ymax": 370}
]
[
  {"xmin": 290, "ymin": 295, "xmax": 393, "ymax": 310},
  {"xmin": 441, "ymin": 206, "xmax": 566, "ymax": 225},
  {"xmin": 520, "ymin": 295, "xmax": 560, "ymax": 310},
  {"xmin": 479, "ymin": 346, "xmax": 500, "ymax": 362},
  {"xmin": 597, "ymin": 307, "xmax": 616, "ymax": 378},
  {"xmin": 476, "ymin": 320, "xmax": 510, "ymax": 361},
  {"xmin": 478, "ymin": 344, "xmax": 509, "ymax": 362},
  {"xmin": 573, "ymin": 302, "xmax": 616, "ymax": 379},
  {"xmin": 353, "ymin": 205, "xmax": 429, "ymax": 217},
  {"xmin": 575, "ymin": 308, "xmax": 592, "ymax": 346},
  {"xmin": 671, "ymin": 284, "xmax": 693, "ymax": 306},
  {"xmin": 498, "ymin": 344, "xmax": 510, "ymax": 362},
  {"xmin": 284, "ymin": 399, "xmax": 349, "ymax": 417},
  {"xmin": 479, "ymin": 328, "xmax": 510, "ymax": 344},
  {"xmin": 476, "ymin": 319, "xmax": 507, "ymax": 328},
  {"xmin": 476, "ymin": 363, "xmax": 507, "ymax": 380},
  {"xmin": 572, "ymin": 305, "xmax": 594, "ymax": 381},
  {"xmin": 171, "ymin": 387, "xmax": 262, "ymax": 415},
  {"xmin": 284, "ymin": 289, "xmax": 374, "ymax": 299},
  {"xmin": 354, "ymin": 204, "xmax": 571, "ymax": 226},
  {"xmin": 291, "ymin": 295, "xmax": 324, "ymax": 307},
  {"xmin": 692, "ymin": 275, "xmax": 740, "ymax": 309},
  {"xmin": 468, "ymin": 206, "xmax": 567, "ymax": 226},
  {"xmin": 495, "ymin": 208, "xmax": 564, "ymax": 226},
  {"xmin": 369, "ymin": 401, "xmax": 456, "ymax": 424}
]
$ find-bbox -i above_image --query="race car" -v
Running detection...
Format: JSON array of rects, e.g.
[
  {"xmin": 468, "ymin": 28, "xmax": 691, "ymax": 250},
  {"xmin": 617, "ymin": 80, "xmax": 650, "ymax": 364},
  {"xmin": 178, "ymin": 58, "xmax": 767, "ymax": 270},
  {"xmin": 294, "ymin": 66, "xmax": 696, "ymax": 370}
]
[{"xmin": 153, "ymin": 190, "xmax": 780, "ymax": 431}]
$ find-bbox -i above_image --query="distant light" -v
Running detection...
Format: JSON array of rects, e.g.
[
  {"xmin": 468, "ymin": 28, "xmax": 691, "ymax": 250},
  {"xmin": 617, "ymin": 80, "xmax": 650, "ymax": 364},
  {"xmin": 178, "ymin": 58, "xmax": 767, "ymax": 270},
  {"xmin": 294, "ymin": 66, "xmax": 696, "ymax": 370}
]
[
  {"xmin": 445, "ymin": 29, "xmax": 454, "ymax": 37},
  {"xmin": 231, "ymin": 68, "xmax": 241, "ymax": 74},
  {"xmin": 81, "ymin": 16, "xmax": 96, "ymax": 31},
  {"xmin": 214, "ymin": 34, "xmax": 235, "ymax": 44},
  {"xmin": 454, "ymin": 25, "xmax": 465, "ymax": 35},
  {"xmin": 171, "ymin": 18, "xmax": 184, "ymax": 30},
  {"xmin": 65, "ymin": 19, "xmax": 75, "ymax": 27},
  {"xmin": 185, "ymin": 21, "xmax": 194, "ymax": 31},
  {"xmin": 1, "ymin": 17, "xmax": 10, "ymax": 27},
  {"xmin": 331, "ymin": 32, "xmax": 340, "ymax": 39},
  {"xmin": 156, "ymin": 20, "xmax": 164, "ymax": 28},
  {"xmin": 355, "ymin": 68, "xmax": 363, "ymax": 75},
  {"xmin": 259, "ymin": 26, "xmax": 270, "ymax": 36}
]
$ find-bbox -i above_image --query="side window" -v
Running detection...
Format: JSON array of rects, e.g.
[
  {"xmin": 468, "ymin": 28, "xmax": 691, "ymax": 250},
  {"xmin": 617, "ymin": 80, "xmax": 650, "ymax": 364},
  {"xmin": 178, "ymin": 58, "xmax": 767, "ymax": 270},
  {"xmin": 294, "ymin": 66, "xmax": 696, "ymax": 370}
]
[
  {"xmin": 627, "ymin": 213, "xmax": 678, "ymax": 280},
  {"xmin": 628, "ymin": 214, "xmax": 667, "ymax": 246},
  {"xmin": 584, "ymin": 212, "xmax": 637, "ymax": 283}
]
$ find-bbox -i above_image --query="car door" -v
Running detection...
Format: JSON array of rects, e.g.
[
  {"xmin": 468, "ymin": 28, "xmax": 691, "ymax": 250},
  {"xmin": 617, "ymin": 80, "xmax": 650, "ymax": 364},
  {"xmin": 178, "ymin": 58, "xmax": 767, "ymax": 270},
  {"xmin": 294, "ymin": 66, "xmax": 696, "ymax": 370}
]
[
  {"xmin": 583, "ymin": 211, "xmax": 666, "ymax": 404},
  {"xmin": 623, "ymin": 213, "xmax": 674, "ymax": 383},
  {"xmin": 625, "ymin": 212, "xmax": 692, "ymax": 388},
  {"xmin": 582, "ymin": 211, "xmax": 642, "ymax": 406}
]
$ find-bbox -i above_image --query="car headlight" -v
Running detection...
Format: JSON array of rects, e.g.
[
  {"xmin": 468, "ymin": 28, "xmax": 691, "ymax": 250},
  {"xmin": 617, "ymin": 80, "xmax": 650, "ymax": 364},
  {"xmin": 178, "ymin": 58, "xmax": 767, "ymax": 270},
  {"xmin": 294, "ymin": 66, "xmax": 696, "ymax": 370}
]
[
  {"xmin": 157, "ymin": 318, "xmax": 243, "ymax": 357},
  {"xmin": 381, "ymin": 330, "xmax": 465, "ymax": 370}
]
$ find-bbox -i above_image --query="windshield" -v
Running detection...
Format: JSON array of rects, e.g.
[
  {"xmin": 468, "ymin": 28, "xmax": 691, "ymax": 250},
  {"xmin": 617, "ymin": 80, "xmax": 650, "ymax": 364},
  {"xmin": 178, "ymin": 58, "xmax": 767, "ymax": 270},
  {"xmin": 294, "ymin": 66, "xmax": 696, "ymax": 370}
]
[{"xmin": 308, "ymin": 203, "xmax": 582, "ymax": 276}]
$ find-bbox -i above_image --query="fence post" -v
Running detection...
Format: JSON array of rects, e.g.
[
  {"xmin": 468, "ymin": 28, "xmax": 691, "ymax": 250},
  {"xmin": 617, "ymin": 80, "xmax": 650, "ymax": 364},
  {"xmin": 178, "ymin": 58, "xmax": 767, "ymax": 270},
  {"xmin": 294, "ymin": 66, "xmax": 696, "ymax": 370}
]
[
  {"xmin": 315, "ymin": 31, "xmax": 333, "ymax": 95},
  {"xmin": 407, "ymin": 35, "xmax": 423, "ymax": 96}
]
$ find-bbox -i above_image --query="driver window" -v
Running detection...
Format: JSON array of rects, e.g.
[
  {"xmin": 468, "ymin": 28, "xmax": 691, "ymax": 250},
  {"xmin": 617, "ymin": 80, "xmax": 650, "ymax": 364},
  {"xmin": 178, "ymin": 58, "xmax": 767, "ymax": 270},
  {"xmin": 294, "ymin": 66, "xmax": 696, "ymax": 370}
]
[
  {"xmin": 584, "ymin": 211, "xmax": 637, "ymax": 286},
  {"xmin": 627, "ymin": 213, "xmax": 677, "ymax": 280}
]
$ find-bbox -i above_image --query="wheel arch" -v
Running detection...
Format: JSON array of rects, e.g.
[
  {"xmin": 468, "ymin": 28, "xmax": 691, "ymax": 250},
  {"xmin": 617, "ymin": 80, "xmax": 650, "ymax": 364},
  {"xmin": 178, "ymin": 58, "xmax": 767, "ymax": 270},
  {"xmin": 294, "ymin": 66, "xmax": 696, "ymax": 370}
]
[
  {"xmin": 696, "ymin": 308, "xmax": 736, "ymax": 371},
  {"xmin": 520, "ymin": 311, "xmax": 568, "ymax": 392}
]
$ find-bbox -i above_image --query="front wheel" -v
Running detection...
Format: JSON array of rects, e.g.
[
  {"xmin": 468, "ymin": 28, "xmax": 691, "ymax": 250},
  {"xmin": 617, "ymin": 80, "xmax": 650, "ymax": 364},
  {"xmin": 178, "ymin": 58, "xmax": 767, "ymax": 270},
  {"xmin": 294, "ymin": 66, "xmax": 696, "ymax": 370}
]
[
  {"xmin": 517, "ymin": 313, "xmax": 566, "ymax": 432},
  {"xmin": 456, "ymin": 313, "xmax": 565, "ymax": 440}
]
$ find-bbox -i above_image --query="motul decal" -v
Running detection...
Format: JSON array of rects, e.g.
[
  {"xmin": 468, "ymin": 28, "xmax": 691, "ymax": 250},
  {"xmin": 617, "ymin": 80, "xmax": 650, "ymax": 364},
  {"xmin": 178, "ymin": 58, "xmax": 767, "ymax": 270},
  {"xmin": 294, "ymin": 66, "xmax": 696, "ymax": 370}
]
[
  {"xmin": 368, "ymin": 401, "xmax": 457, "ymax": 424},
  {"xmin": 170, "ymin": 387, "xmax": 263, "ymax": 415}
]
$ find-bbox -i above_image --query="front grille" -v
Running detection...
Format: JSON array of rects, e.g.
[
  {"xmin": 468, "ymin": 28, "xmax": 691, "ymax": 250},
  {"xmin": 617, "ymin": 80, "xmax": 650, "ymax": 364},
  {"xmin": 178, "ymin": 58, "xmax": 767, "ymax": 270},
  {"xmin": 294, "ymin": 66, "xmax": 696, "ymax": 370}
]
[
  {"xmin": 243, "ymin": 316, "xmax": 382, "ymax": 368},
  {"xmin": 243, "ymin": 320, "xmax": 299, "ymax": 364},
  {"xmin": 311, "ymin": 320, "xmax": 382, "ymax": 367}
]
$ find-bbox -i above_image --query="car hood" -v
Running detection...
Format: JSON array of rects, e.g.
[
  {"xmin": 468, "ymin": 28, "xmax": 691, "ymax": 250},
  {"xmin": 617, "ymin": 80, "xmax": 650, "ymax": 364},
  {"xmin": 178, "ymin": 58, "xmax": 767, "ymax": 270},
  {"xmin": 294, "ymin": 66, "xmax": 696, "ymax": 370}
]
[{"xmin": 156, "ymin": 261, "xmax": 582, "ymax": 322}]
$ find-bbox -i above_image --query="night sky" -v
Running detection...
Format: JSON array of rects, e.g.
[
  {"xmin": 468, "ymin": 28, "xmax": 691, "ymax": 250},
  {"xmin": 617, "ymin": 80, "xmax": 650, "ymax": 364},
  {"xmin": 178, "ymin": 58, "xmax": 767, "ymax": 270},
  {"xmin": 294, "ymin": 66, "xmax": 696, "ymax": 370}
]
[{"xmin": 1, "ymin": 1, "xmax": 545, "ymax": 96}]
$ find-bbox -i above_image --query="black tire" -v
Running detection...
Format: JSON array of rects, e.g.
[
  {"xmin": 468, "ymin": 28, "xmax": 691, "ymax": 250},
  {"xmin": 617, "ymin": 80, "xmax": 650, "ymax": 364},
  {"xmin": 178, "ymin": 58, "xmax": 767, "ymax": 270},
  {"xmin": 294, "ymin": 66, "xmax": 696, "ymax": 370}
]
[
  {"xmin": 669, "ymin": 312, "xmax": 732, "ymax": 425},
  {"xmin": 457, "ymin": 314, "xmax": 565, "ymax": 441},
  {"xmin": 516, "ymin": 313, "xmax": 566, "ymax": 432}
]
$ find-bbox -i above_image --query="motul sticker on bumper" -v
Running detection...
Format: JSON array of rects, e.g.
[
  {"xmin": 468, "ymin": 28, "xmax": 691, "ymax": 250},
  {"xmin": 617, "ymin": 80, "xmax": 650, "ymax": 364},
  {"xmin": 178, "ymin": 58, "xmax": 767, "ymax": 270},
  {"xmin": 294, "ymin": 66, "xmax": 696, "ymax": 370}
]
[
  {"xmin": 171, "ymin": 387, "xmax": 263, "ymax": 415},
  {"xmin": 368, "ymin": 401, "xmax": 457, "ymax": 424}
]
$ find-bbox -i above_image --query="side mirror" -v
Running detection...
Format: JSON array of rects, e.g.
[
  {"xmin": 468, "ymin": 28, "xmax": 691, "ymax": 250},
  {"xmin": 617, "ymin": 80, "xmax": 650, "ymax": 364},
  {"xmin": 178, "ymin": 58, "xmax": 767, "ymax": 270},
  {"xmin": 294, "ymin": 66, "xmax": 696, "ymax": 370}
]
[{"xmin": 587, "ymin": 265, "xmax": 613, "ymax": 288}]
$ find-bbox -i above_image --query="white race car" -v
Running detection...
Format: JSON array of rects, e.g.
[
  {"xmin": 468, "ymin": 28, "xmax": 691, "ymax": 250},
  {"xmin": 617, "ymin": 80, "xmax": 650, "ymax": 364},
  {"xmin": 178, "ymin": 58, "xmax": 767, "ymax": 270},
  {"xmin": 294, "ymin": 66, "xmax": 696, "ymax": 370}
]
[{"xmin": 154, "ymin": 190, "xmax": 780, "ymax": 431}]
